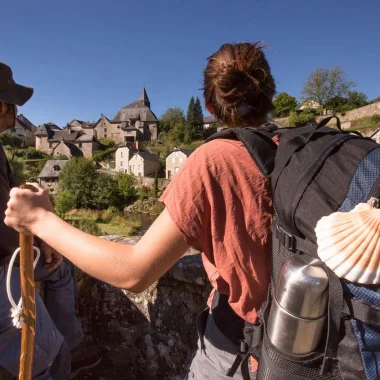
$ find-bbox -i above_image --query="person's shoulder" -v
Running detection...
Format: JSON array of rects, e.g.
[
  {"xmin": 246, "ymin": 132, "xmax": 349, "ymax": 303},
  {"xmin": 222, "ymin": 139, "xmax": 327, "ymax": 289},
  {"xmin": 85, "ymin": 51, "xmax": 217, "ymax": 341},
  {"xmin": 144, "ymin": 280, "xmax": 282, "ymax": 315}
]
[{"xmin": 193, "ymin": 139, "xmax": 246, "ymax": 160}]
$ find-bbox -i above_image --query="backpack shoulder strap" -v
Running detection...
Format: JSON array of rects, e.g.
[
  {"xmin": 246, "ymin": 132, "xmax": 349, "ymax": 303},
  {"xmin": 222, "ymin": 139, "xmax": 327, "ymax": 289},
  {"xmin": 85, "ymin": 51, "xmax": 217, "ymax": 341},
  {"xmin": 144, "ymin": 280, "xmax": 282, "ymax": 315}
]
[{"xmin": 205, "ymin": 124, "xmax": 278, "ymax": 177}]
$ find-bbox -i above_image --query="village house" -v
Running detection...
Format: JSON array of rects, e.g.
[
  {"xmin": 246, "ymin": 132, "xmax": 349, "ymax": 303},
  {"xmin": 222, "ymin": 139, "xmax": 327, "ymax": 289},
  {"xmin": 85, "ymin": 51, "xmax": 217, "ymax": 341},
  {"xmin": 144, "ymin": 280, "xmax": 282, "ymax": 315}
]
[
  {"xmin": 11, "ymin": 114, "xmax": 37, "ymax": 147},
  {"xmin": 115, "ymin": 141, "xmax": 148, "ymax": 173},
  {"xmin": 63, "ymin": 88, "xmax": 158, "ymax": 146},
  {"xmin": 129, "ymin": 151, "xmax": 160, "ymax": 177},
  {"xmin": 111, "ymin": 88, "xmax": 158, "ymax": 143},
  {"xmin": 165, "ymin": 147, "xmax": 193, "ymax": 179},
  {"xmin": 35, "ymin": 123, "xmax": 99, "ymax": 158},
  {"xmin": 38, "ymin": 160, "xmax": 68, "ymax": 194},
  {"xmin": 66, "ymin": 120, "xmax": 96, "ymax": 136},
  {"xmin": 203, "ymin": 115, "xmax": 220, "ymax": 129},
  {"xmin": 94, "ymin": 114, "xmax": 125, "ymax": 144}
]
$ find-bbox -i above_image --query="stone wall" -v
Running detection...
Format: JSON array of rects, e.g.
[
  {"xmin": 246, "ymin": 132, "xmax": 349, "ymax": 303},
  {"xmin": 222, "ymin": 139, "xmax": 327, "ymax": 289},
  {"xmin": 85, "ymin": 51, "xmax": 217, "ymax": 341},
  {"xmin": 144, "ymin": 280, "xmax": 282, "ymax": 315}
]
[
  {"xmin": 0, "ymin": 237, "xmax": 210, "ymax": 380},
  {"xmin": 78, "ymin": 236, "xmax": 210, "ymax": 380},
  {"xmin": 272, "ymin": 101, "xmax": 380, "ymax": 129}
]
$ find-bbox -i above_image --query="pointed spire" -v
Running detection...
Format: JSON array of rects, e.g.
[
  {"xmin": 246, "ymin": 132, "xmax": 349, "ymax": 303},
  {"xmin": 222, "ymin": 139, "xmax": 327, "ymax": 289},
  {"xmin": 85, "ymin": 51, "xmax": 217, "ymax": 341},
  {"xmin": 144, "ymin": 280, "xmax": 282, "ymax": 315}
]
[{"xmin": 139, "ymin": 87, "xmax": 150, "ymax": 108}]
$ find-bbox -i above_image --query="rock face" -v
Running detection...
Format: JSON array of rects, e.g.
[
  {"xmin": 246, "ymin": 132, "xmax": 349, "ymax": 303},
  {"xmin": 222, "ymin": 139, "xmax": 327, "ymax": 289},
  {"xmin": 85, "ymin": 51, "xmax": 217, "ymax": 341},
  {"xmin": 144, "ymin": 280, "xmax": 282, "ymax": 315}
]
[{"xmin": 78, "ymin": 236, "xmax": 211, "ymax": 380}]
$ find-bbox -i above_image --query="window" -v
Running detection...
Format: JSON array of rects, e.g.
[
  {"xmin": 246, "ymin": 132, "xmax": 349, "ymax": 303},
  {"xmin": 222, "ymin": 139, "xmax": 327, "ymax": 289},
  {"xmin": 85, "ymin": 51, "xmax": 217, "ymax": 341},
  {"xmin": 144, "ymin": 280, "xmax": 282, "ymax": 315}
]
[
  {"xmin": 121, "ymin": 161, "xmax": 123, "ymax": 167},
  {"xmin": 138, "ymin": 165, "xmax": 141, "ymax": 170},
  {"xmin": 104, "ymin": 134, "xmax": 107, "ymax": 138},
  {"xmin": 175, "ymin": 167, "xmax": 179, "ymax": 173},
  {"xmin": 133, "ymin": 165, "xmax": 135, "ymax": 170},
  {"xmin": 104, "ymin": 128, "xmax": 107, "ymax": 132},
  {"xmin": 179, "ymin": 157, "xmax": 183, "ymax": 163},
  {"xmin": 171, "ymin": 157, "xmax": 175, "ymax": 163},
  {"xmin": 79, "ymin": 143, "xmax": 82, "ymax": 148},
  {"xmin": 121, "ymin": 152, "xmax": 123, "ymax": 158}
]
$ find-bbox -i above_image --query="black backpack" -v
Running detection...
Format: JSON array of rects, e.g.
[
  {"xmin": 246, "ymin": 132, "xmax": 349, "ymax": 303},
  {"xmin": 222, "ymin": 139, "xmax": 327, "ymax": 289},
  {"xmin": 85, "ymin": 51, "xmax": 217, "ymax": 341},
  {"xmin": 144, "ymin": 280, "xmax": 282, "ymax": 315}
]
[{"xmin": 206, "ymin": 116, "xmax": 380, "ymax": 380}]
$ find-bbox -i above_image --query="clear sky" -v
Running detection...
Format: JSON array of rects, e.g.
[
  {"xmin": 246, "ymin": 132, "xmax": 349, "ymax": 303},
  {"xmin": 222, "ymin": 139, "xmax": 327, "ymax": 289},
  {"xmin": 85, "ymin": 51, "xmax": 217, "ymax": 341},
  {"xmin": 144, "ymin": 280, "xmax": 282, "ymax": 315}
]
[{"xmin": 3, "ymin": 0, "xmax": 380, "ymax": 127}]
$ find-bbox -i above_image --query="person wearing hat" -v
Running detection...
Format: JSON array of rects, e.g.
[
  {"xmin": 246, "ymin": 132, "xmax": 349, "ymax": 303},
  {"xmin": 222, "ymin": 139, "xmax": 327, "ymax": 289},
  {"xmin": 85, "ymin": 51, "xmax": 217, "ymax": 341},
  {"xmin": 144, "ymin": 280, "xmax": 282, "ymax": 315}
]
[{"xmin": 0, "ymin": 63, "xmax": 101, "ymax": 379}]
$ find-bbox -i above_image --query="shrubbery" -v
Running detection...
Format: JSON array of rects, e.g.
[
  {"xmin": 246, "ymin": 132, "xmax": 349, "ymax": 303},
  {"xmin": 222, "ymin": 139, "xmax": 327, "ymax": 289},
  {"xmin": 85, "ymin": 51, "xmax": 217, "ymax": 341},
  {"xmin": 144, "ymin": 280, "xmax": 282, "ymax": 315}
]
[
  {"xmin": 55, "ymin": 157, "xmax": 139, "ymax": 212},
  {"xmin": 289, "ymin": 111, "xmax": 316, "ymax": 127},
  {"xmin": 370, "ymin": 114, "xmax": 380, "ymax": 125}
]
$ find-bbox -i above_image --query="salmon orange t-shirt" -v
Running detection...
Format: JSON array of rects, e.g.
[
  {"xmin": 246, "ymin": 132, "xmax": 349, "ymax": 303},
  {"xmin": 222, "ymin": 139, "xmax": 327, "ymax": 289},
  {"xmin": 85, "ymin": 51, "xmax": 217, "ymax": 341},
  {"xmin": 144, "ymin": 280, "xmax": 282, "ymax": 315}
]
[{"xmin": 160, "ymin": 139, "xmax": 273, "ymax": 323}]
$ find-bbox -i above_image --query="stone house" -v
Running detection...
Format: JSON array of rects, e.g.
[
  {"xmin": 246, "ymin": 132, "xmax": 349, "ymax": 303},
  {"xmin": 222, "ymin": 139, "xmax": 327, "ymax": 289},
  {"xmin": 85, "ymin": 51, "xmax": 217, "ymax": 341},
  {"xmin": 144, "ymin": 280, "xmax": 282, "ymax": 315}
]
[
  {"xmin": 94, "ymin": 114, "xmax": 124, "ymax": 144},
  {"xmin": 165, "ymin": 148, "xmax": 193, "ymax": 179},
  {"xmin": 38, "ymin": 160, "xmax": 68, "ymax": 194},
  {"xmin": 11, "ymin": 114, "xmax": 36, "ymax": 147},
  {"xmin": 35, "ymin": 123, "xmax": 99, "ymax": 158},
  {"xmin": 203, "ymin": 115, "xmax": 220, "ymax": 130},
  {"xmin": 129, "ymin": 151, "xmax": 160, "ymax": 177},
  {"xmin": 66, "ymin": 120, "xmax": 96, "ymax": 137},
  {"xmin": 115, "ymin": 141, "xmax": 148, "ymax": 173},
  {"xmin": 370, "ymin": 129, "xmax": 380, "ymax": 144},
  {"xmin": 112, "ymin": 88, "xmax": 158, "ymax": 142}
]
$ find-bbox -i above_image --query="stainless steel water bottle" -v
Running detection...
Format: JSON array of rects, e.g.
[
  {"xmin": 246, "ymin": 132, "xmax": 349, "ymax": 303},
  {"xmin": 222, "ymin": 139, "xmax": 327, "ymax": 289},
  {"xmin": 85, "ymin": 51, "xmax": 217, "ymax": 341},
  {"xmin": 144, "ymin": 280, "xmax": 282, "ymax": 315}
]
[{"xmin": 266, "ymin": 255, "xmax": 329, "ymax": 354}]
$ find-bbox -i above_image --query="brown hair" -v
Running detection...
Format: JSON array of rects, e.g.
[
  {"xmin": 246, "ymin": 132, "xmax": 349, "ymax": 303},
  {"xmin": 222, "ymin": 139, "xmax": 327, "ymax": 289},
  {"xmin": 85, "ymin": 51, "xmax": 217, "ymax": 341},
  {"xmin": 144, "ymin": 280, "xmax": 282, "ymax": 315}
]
[{"xmin": 203, "ymin": 42, "xmax": 276, "ymax": 127}]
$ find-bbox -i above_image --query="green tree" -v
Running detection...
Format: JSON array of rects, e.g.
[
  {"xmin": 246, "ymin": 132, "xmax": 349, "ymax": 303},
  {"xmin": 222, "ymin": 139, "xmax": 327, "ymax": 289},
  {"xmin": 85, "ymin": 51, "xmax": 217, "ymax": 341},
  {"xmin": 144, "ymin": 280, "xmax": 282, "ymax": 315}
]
[
  {"xmin": 193, "ymin": 97, "xmax": 204, "ymax": 138},
  {"xmin": 272, "ymin": 92, "xmax": 298, "ymax": 117},
  {"xmin": 159, "ymin": 107, "xmax": 186, "ymax": 133},
  {"xmin": 186, "ymin": 96, "xmax": 203, "ymax": 141},
  {"xmin": 169, "ymin": 120, "xmax": 186, "ymax": 142},
  {"xmin": 99, "ymin": 138, "xmax": 115, "ymax": 148},
  {"xmin": 325, "ymin": 96, "xmax": 349, "ymax": 113},
  {"xmin": 289, "ymin": 111, "xmax": 316, "ymax": 127},
  {"xmin": 92, "ymin": 174, "xmax": 121, "ymax": 210},
  {"xmin": 116, "ymin": 172, "xmax": 137, "ymax": 204},
  {"xmin": 302, "ymin": 66, "xmax": 355, "ymax": 113},
  {"xmin": 370, "ymin": 96, "xmax": 380, "ymax": 104},
  {"xmin": 54, "ymin": 190, "xmax": 76, "ymax": 216},
  {"xmin": 0, "ymin": 132, "xmax": 22, "ymax": 148},
  {"xmin": 347, "ymin": 91, "xmax": 368, "ymax": 108},
  {"xmin": 58, "ymin": 157, "xmax": 97, "ymax": 209}
]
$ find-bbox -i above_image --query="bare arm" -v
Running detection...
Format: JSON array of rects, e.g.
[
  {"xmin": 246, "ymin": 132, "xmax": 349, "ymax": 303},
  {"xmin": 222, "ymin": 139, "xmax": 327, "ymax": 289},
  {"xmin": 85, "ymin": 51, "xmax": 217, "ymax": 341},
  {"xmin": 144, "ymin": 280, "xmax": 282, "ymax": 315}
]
[{"xmin": 5, "ymin": 185, "xmax": 189, "ymax": 292}]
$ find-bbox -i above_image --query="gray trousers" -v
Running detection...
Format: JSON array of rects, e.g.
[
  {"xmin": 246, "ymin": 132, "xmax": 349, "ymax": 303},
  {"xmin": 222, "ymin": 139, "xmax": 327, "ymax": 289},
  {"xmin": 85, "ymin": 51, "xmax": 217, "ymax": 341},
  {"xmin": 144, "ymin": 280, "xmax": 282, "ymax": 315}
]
[
  {"xmin": 0, "ymin": 257, "xmax": 83, "ymax": 379},
  {"xmin": 186, "ymin": 311, "xmax": 256, "ymax": 380}
]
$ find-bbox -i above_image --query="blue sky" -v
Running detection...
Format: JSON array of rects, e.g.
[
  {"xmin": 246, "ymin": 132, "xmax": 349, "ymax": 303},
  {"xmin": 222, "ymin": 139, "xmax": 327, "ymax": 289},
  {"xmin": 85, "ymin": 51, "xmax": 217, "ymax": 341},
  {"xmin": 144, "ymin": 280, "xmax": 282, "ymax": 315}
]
[{"xmin": 3, "ymin": 0, "xmax": 380, "ymax": 127}]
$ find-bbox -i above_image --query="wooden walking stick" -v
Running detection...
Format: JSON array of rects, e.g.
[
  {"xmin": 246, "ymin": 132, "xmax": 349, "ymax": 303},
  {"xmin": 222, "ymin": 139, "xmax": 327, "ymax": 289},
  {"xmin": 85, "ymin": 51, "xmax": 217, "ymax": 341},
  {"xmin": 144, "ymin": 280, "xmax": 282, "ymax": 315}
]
[{"xmin": 18, "ymin": 184, "xmax": 37, "ymax": 380}]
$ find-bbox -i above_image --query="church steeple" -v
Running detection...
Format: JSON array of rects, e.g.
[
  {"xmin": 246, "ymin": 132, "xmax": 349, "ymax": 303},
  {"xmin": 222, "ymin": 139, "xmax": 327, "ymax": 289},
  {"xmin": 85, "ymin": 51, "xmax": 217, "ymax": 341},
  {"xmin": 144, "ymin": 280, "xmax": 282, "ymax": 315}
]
[{"xmin": 139, "ymin": 87, "xmax": 150, "ymax": 108}]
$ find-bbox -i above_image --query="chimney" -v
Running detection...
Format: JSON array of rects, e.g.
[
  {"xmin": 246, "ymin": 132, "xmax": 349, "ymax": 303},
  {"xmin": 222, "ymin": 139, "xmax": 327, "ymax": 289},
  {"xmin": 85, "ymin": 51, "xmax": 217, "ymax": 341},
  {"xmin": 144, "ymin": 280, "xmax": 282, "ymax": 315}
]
[{"xmin": 135, "ymin": 140, "xmax": 140, "ymax": 151}]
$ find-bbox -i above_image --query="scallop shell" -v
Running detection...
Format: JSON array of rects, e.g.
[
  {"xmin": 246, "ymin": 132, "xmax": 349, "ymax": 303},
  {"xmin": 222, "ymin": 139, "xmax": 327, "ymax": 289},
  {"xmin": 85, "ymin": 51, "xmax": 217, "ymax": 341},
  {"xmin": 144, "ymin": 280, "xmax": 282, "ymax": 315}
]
[{"xmin": 315, "ymin": 202, "xmax": 380, "ymax": 284}]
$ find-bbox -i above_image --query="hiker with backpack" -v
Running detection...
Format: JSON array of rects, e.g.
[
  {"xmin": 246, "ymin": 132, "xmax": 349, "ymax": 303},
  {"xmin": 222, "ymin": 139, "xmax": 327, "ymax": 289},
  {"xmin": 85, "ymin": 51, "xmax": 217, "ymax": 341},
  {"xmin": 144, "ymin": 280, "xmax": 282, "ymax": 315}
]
[{"xmin": 5, "ymin": 42, "xmax": 380, "ymax": 380}]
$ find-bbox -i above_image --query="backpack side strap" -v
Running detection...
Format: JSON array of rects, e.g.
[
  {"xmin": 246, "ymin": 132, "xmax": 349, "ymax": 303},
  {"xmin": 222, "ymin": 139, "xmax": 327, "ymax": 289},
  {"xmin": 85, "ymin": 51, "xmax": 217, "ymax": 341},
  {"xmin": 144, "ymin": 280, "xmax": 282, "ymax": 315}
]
[{"xmin": 343, "ymin": 298, "xmax": 380, "ymax": 328}]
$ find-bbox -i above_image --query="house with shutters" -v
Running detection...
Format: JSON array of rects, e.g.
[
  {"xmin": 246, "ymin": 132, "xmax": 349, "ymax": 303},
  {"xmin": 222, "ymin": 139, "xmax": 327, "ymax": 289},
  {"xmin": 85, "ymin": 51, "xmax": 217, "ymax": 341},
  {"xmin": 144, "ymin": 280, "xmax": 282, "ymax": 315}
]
[{"xmin": 165, "ymin": 147, "xmax": 193, "ymax": 179}]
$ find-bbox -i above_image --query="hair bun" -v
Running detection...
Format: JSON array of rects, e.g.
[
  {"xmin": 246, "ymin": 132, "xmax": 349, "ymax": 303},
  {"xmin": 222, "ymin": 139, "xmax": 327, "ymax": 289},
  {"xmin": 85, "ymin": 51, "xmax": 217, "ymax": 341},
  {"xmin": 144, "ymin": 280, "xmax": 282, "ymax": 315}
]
[
  {"xmin": 203, "ymin": 42, "xmax": 276, "ymax": 126},
  {"xmin": 216, "ymin": 66, "xmax": 260, "ymax": 106}
]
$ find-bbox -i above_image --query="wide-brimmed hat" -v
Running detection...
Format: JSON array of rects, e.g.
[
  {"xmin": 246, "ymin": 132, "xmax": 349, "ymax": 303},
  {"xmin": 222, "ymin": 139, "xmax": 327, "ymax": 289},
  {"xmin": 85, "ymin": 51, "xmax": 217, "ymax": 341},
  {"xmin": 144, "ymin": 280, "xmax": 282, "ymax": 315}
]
[{"xmin": 0, "ymin": 62, "xmax": 33, "ymax": 106}]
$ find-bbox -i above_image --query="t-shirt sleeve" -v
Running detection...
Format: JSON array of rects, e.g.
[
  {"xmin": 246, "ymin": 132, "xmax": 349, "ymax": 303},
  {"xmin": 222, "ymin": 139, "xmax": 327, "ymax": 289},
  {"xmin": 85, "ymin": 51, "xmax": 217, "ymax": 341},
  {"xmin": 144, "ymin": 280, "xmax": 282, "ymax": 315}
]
[{"xmin": 160, "ymin": 145, "xmax": 213, "ymax": 253}]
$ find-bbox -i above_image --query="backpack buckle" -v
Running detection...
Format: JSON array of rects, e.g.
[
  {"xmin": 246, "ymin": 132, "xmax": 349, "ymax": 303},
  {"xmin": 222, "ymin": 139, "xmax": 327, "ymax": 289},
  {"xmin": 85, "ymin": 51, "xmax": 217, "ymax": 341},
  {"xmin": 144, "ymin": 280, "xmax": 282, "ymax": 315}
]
[{"xmin": 276, "ymin": 224, "xmax": 295, "ymax": 252}]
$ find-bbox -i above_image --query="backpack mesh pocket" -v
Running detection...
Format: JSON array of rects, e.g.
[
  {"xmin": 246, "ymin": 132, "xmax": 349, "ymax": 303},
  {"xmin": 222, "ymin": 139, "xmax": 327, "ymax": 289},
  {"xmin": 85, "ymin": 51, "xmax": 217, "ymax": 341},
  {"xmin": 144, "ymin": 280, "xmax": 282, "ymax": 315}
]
[{"xmin": 257, "ymin": 332, "xmax": 342, "ymax": 380}]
